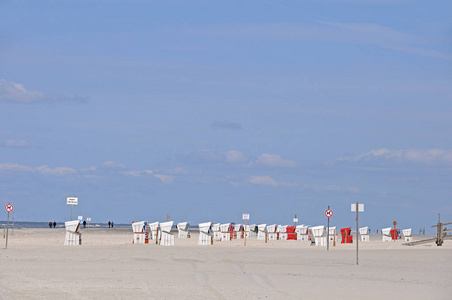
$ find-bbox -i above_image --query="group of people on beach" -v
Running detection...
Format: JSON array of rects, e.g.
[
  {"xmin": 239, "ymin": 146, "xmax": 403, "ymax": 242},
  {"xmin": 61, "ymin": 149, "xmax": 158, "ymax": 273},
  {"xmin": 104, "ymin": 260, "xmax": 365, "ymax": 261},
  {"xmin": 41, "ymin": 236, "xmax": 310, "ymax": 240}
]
[
  {"xmin": 108, "ymin": 221, "xmax": 114, "ymax": 228},
  {"xmin": 48, "ymin": 221, "xmax": 56, "ymax": 228}
]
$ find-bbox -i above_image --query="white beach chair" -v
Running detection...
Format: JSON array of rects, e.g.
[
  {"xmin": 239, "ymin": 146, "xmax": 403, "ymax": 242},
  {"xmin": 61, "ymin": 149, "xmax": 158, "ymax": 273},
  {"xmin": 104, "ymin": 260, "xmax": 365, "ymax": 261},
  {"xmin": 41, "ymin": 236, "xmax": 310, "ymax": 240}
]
[
  {"xmin": 279, "ymin": 225, "xmax": 288, "ymax": 240},
  {"xmin": 381, "ymin": 227, "xmax": 392, "ymax": 242},
  {"xmin": 177, "ymin": 222, "xmax": 190, "ymax": 238},
  {"xmin": 309, "ymin": 226, "xmax": 326, "ymax": 246},
  {"xmin": 132, "ymin": 221, "xmax": 148, "ymax": 244},
  {"xmin": 220, "ymin": 223, "xmax": 231, "ymax": 241},
  {"xmin": 267, "ymin": 224, "xmax": 278, "ymax": 240},
  {"xmin": 64, "ymin": 220, "xmax": 81, "ymax": 246},
  {"xmin": 402, "ymin": 228, "xmax": 413, "ymax": 242},
  {"xmin": 359, "ymin": 226, "xmax": 370, "ymax": 242},
  {"xmin": 198, "ymin": 222, "xmax": 212, "ymax": 245},
  {"xmin": 257, "ymin": 224, "xmax": 267, "ymax": 240},
  {"xmin": 234, "ymin": 224, "xmax": 243, "ymax": 239},
  {"xmin": 245, "ymin": 224, "xmax": 257, "ymax": 238},
  {"xmin": 212, "ymin": 223, "xmax": 221, "ymax": 241},
  {"xmin": 295, "ymin": 225, "xmax": 309, "ymax": 241},
  {"xmin": 159, "ymin": 221, "xmax": 174, "ymax": 246},
  {"xmin": 148, "ymin": 222, "xmax": 160, "ymax": 240},
  {"xmin": 328, "ymin": 226, "xmax": 337, "ymax": 244}
]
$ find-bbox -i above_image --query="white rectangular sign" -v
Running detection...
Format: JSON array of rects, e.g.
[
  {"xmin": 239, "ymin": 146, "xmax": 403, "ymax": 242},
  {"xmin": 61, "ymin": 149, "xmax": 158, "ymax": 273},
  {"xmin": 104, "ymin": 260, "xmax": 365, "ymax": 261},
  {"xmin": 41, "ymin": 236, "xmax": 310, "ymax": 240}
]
[
  {"xmin": 87, "ymin": 218, "xmax": 91, "ymax": 222},
  {"xmin": 293, "ymin": 218, "xmax": 298, "ymax": 223},
  {"xmin": 78, "ymin": 215, "xmax": 83, "ymax": 221},
  {"xmin": 66, "ymin": 197, "xmax": 78, "ymax": 205},
  {"xmin": 351, "ymin": 203, "xmax": 364, "ymax": 212},
  {"xmin": 242, "ymin": 213, "xmax": 250, "ymax": 220}
]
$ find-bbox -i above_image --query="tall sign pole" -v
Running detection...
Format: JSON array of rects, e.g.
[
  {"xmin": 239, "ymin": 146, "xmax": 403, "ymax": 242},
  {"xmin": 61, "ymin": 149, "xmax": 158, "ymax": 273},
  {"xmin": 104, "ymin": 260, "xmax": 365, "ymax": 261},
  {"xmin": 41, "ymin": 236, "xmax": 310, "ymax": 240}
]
[
  {"xmin": 243, "ymin": 212, "xmax": 250, "ymax": 247},
  {"xmin": 325, "ymin": 207, "xmax": 333, "ymax": 251},
  {"xmin": 5, "ymin": 203, "xmax": 14, "ymax": 249},
  {"xmin": 351, "ymin": 202, "xmax": 364, "ymax": 265}
]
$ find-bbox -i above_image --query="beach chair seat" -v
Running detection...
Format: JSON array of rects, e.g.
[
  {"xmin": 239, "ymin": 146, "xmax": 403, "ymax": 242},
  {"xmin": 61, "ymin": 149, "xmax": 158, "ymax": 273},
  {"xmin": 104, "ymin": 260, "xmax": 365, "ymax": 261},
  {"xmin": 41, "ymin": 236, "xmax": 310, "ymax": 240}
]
[
  {"xmin": 198, "ymin": 222, "xmax": 212, "ymax": 245},
  {"xmin": 159, "ymin": 221, "xmax": 174, "ymax": 246},
  {"xmin": 177, "ymin": 222, "xmax": 190, "ymax": 238},
  {"xmin": 402, "ymin": 228, "xmax": 412, "ymax": 242},
  {"xmin": 132, "ymin": 221, "xmax": 148, "ymax": 244},
  {"xmin": 257, "ymin": 224, "xmax": 267, "ymax": 240},
  {"xmin": 279, "ymin": 225, "xmax": 288, "ymax": 240},
  {"xmin": 220, "ymin": 223, "xmax": 232, "ymax": 241},
  {"xmin": 295, "ymin": 225, "xmax": 308, "ymax": 241},
  {"xmin": 148, "ymin": 222, "xmax": 160, "ymax": 240},
  {"xmin": 64, "ymin": 220, "xmax": 81, "ymax": 246},
  {"xmin": 212, "ymin": 223, "xmax": 221, "ymax": 241},
  {"xmin": 245, "ymin": 224, "xmax": 257, "ymax": 238},
  {"xmin": 267, "ymin": 225, "xmax": 277, "ymax": 240},
  {"xmin": 309, "ymin": 226, "xmax": 326, "ymax": 246},
  {"xmin": 359, "ymin": 226, "xmax": 370, "ymax": 242},
  {"xmin": 381, "ymin": 227, "xmax": 392, "ymax": 242}
]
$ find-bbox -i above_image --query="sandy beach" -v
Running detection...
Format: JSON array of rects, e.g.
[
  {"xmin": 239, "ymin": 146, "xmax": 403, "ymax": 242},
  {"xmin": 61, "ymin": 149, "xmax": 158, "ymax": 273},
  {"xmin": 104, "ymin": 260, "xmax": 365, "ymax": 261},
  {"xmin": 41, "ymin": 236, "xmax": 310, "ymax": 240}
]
[{"xmin": 0, "ymin": 227, "xmax": 451, "ymax": 300}]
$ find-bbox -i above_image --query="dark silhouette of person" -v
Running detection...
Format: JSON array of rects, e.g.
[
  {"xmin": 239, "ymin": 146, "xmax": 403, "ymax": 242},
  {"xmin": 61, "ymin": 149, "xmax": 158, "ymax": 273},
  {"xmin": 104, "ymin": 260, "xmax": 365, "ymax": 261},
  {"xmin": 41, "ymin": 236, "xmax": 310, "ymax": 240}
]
[
  {"xmin": 108, "ymin": 221, "xmax": 111, "ymax": 228},
  {"xmin": 83, "ymin": 220, "xmax": 86, "ymax": 228},
  {"xmin": 49, "ymin": 221, "xmax": 52, "ymax": 228},
  {"xmin": 53, "ymin": 221, "xmax": 56, "ymax": 228},
  {"xmin": 111, "ymin": 221, "xmax": 114, "ymax": 228}
]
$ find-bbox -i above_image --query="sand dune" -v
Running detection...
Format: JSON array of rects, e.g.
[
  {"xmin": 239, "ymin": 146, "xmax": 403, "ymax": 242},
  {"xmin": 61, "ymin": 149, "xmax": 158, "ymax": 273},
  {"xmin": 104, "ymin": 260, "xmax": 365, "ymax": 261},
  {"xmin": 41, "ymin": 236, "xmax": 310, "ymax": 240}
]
[{"xmin": 0, "ymin": 228, "xmax": 451, "ymax": 299}]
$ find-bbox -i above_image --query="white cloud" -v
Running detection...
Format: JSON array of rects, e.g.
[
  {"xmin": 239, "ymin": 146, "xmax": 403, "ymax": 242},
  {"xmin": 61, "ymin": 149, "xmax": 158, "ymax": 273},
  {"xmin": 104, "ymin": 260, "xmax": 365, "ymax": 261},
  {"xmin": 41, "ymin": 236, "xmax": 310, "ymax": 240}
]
[
  {"xmin": 35, "ymin": 165, "xmax": 76, "ymax": 176},
  {"xmin": 247, "ymin": 175, "xmax": 296, "ymax": 187},
  {"xmin": 0, "ymin": 79, "xmax": 87, "ymax": 103},
  {"xmin": 2, "ymin": 139, "xmax": 31, "ymax": 148},
  {"xmin": 254, "ymin": 153, "xmax": 298, "ymax": 168},
  {"xmin": 0, "ymin": 162, "xmax": 76, "ymax": 176},
  {"xmin": 0, "ymin": 163, "xmax": 33, "ymax": 172},
  {"xmin": 154, "ymin": 174, "xmax": 174, "ymax": 184},
  {"xmin": 224, "ymin": 150, "xmax": 247, "ymax": 163},
  {"xmin": 123, "ymin": 170, "xmax": 153, "ymax": 177},
  {"xmin": 165, "ymin": 167, "xmax": 188, "ymax": 175},
  {"xmin": 336, "ymin": 149, "xmax": 452, "ymax": 165}
]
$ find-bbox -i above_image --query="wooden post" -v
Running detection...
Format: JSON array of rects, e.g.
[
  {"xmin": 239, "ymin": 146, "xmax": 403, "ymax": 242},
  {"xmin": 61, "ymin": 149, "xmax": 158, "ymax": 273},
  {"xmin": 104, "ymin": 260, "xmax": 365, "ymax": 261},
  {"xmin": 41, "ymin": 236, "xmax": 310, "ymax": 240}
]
[
  {"xmin": 244, "ymin": 212, "xmax": 247, "ymax": 247},
  {"xmin": 5, "ymin": 210, "xmax": 10, "ymax": 249},
  {"xmin": 327, "ymin": 205, "xmax": 330, "ymax": 251},
  {"xmin": 356, "ymin": 202, "xmax": 359, "ymax": 265},
  {"xmin": 156, "ymin": 227, "xmax": 159, "ymax": 245}
]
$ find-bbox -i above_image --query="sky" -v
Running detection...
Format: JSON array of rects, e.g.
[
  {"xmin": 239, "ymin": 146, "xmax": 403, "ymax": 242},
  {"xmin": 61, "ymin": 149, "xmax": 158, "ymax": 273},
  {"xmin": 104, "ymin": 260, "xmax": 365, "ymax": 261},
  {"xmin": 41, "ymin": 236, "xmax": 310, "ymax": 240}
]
[{"xmin": 1, "ymin": 0, "xmax": 451, "ymax": 232}]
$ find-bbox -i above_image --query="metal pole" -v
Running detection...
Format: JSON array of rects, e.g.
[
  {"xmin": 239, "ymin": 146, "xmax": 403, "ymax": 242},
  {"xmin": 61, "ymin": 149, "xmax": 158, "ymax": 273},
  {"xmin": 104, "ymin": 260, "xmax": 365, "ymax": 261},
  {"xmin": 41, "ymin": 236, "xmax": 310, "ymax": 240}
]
[
  {"xmin": 356, "ymin": 202, "xmax": 359, "ymax": 265},
  {"xmin": 327, "ymin": 206, "xmax": 330, "ymax": 251},
  {"xmin": 5, "ymin": 210, "xmax": 10, "ymax": 249},
  {"xmin": 244, "ymin": 212, "xmax": 247, "ymax": 247}
]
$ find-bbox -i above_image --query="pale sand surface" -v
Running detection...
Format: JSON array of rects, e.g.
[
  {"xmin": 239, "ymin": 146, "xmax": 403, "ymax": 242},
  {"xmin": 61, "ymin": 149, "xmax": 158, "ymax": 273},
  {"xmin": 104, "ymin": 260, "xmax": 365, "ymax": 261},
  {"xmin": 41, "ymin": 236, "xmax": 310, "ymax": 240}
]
[{"xmin": 1, "ymin": 228, "xmax": 451, "ymax": 299}]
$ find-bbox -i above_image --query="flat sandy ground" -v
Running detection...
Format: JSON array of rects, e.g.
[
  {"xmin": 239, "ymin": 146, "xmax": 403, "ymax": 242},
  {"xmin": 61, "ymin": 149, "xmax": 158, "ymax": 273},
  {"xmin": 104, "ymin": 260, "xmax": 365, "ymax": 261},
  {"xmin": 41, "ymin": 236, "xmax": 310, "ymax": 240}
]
[{"xmin": 0, "ymin": 228, "xmax": 451, "ymax": 300}]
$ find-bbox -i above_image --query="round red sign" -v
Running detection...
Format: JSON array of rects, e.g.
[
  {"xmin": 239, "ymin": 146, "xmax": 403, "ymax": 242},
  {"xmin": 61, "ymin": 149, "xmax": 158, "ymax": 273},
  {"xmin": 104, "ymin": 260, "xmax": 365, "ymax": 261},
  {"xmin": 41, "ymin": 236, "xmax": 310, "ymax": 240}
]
[{"xmin": 325, "ymin": 209, "xmax": 333, "ymax": 218}]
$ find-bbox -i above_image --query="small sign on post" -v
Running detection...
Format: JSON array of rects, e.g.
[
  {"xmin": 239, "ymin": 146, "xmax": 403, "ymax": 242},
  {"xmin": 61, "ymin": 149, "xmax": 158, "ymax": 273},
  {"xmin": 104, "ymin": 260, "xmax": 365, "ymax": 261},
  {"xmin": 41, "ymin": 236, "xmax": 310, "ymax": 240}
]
[
  {"xmin": 67, "ymin": 197, "xmax": 78, "ymax": 221},
  {"xmin": 325, "ymin": 207, "xmax": 333, "ymax": 250},
  {"xmin": 242, "ymin": 213, "xmax": 249, "ymax": 246},
  {"xmin": 5, "ymin": 203, "xmax": 13, "ymax": 249}
]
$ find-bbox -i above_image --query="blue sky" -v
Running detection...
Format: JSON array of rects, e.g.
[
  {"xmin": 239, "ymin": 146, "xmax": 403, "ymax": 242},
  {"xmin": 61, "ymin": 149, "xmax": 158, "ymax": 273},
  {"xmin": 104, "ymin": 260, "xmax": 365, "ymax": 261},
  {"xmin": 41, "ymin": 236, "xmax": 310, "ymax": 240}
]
[{"xmin": 1, "ymin": 0, "xmax": 451, "ymax": 232}]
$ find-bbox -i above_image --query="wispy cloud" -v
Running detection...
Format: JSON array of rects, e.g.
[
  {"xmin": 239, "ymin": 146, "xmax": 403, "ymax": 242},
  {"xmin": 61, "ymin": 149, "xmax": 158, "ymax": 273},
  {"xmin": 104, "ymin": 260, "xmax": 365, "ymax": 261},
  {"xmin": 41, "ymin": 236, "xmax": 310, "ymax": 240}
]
[
  {"xmin": 153, "ymin": 174, "xmax": 175, "ymax": 184},
  {"xmin": 253, "ymin": 153, "xmax": 298, "ymax": 168},
  {"xmin": 102, "ymin": 161, "xmax": 126, "ymax": 169},
  {"xmin": 185, "ymin": 22, "xmax": 451, "ymax": 61},
  {"xmin": 0, "ymin": 162, "xmax": 76, "ymax": 176},
  {"xmin": 2, "ymin": 139, "xmax": 31, "ymax": 148},
  {"xmin": 246, "ymin": 175, "xmax": 297, "ymax": 187},
  {"xmin": 122, "ymin": 170, "xmax": 153, "ymax": 177},
  {"xmin": 0, "ymin": 79, "xmax": 88, "ymax": 104},
  {"xmin": 334, "ymin": 149, "xmax": 452, "ymax": 165}
]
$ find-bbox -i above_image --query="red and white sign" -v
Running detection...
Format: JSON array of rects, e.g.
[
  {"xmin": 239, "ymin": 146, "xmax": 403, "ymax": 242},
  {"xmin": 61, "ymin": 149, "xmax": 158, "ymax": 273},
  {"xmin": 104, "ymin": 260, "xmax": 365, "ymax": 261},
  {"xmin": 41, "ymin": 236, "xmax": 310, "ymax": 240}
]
[
  {"xmin": 325, "ymin": 209, "xmax": 333, "ymax": 218},
  {"xmin": 5, "ymin": 204, "xmax": 13, "ymax": 212}
]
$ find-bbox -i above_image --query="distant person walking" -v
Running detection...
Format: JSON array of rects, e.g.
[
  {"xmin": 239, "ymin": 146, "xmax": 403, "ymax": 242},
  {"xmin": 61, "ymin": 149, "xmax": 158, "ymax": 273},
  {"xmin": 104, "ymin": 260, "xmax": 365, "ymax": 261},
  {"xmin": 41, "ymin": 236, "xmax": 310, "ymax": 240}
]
[
  {"xmin": 111, "ymin": 221, "xmax": 114, "ymax": 228},
  {"xmin": 49, "ymin": 221, "xmax": 53, "ymax": 228},
  {"xmin": 108, "ymin": 221, "xmax": 111, "ymax": 228},
  {"xmin": 83, "ymin": 220, "xmax": 86, "ymax": 229},
  {"xmin": 53, "ymin": 221, "xmax": 56, "ymax": 228}
]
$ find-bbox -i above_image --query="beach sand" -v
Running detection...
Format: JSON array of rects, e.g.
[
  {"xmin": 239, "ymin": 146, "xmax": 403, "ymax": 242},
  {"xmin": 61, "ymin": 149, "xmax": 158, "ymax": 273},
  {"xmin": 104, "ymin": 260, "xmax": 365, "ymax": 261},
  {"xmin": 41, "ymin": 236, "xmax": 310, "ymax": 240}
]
[{"xmin": 0, "ymin": 228, "xmax": 451, "ymax": 299}]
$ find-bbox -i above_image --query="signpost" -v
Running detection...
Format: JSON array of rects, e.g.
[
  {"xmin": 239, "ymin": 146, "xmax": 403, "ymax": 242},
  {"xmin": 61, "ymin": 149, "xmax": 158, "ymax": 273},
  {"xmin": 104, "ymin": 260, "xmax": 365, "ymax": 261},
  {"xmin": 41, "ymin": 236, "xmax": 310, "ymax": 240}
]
[
  {"xmin": 325, "ymin": 207, "xmax": 333, "ymax": 250},
  {"xmin": 293, "ymin": 214, "xmax": 298, "ymax": 227},
  {"xmin": 242, "ymin": 213, "xmax": 249, "ymax": 246},
  {"xmin": 66, "ymin": 197, "xmax": 78, "ymax": 221},
  {"xmin": 351, "ymin": 202, "xmax": 364, "ymax": 265},
  {"xmin": 87, "ymin": 217, "xmax": 91, "ymax": 232},
  {"xmin": 5, "ymin": 203, "xmax": 13, "ymax": 249}
]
